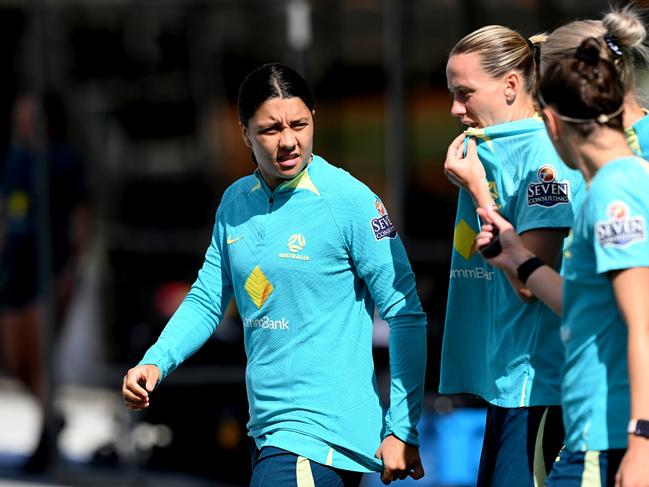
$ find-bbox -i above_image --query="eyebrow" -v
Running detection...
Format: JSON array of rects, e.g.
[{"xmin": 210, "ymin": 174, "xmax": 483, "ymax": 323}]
[
  {"xmin": 289, "ymin": 117, "xmax": 309, "ymax": 124},
  {"xmin": 448, "ymin": 84, "xmax": 474, "ymax": 94},
  {"xmin": 257, "ymin": 116, "xmax": 309, "ymax": 130},
  {"xmin": 257, "ymin": 121, "xmax": 283, "ymax": 131}
]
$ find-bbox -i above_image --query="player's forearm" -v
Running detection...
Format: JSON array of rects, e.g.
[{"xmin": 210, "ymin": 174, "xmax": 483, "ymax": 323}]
[
  {"xmin": 524, "ymin": 266, "xmax": 564, "ymax": 315},
  {"xmin": 628, "ymin": 327, "xmax": 649, "ymax": 420},
  {"xmin": 140, "ymin": 291, "xmax": 224, "ymax": 380},
  {"xmin": 385, "ymin": 317, "xmax": 427, "ymax": 445},
  {"xmin": 612, "ymin": 268, "xmax": 649, "ymax": 420},
  {"xmin": 467, "ymin": 181, "xmax": 495, "ymax": 208}
]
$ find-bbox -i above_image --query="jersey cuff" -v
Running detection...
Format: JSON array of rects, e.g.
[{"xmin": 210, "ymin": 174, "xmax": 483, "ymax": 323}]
[{"xmin": 384, "ymin": 426, "xmax": 420, "ymax": 447}]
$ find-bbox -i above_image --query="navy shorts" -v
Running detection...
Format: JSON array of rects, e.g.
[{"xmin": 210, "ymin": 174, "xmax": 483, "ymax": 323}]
[
  {"xmin": 545, "ymin": 448, "xmax": 625, "ymax": 487},
  {"xmin": 250, "ymin": 446, "xmax": 363, "ymax": 487},
  {"xmin": 477, "ymin": 405, "xmax": 565, "ymax": 487}
]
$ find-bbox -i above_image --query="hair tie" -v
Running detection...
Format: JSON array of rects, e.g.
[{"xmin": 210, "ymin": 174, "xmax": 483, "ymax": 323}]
[
  {"xmin": 537, "ymin": 90, "xmax": 624, "ymax": 125},
  {"xmin": 604, "ymin": 33, "xmax": 623, "ymax": 58}
]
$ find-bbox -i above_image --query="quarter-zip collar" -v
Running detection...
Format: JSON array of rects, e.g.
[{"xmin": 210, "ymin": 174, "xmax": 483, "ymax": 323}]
[{"xmin": 252, "ymin": 154, "xmax": 321, "ymax": 199}]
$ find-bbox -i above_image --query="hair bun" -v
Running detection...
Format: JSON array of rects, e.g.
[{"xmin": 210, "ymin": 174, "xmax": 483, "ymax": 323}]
[
  {"xmin": 603, "ymin": 6, "xmax": 647, "ymax": 49},
  {"xmin": 575, "ymin": 37, "xmax": 602, "ymax": 65}
]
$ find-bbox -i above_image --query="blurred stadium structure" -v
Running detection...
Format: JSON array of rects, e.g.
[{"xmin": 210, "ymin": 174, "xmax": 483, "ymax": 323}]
[{"xmin": 0, "ymin": 0, "xmax": 633, "ymax": 485}]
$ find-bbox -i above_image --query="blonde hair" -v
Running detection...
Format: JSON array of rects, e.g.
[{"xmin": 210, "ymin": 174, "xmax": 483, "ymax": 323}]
[
  {"xmin": 539, "ymin": 5, "xmax": 649, "ymax": 92},
  {"xmin": 450, "ymin": 25, "xmax": 540, "ymax": 94}
]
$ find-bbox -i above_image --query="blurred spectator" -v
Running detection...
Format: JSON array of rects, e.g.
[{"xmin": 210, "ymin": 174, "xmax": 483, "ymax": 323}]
[{"xmin": 0, "ymin": 92, "xmax": 90, "ymax": 472}]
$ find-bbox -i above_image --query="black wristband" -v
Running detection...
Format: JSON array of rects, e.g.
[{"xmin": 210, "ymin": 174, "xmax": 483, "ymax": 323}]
[
  {"xmin": 628, "ymin": 419, "xmax": 649, "ymax": 438},
  {"xmin": 516, "ymin": 257, "xmax": 545, "ymax": 284}
]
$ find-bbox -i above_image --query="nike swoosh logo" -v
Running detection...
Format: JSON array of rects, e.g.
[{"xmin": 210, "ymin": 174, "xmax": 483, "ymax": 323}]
[{"xmin": 227, "ymin": 236, "xmax": 243, "ymax": 245}]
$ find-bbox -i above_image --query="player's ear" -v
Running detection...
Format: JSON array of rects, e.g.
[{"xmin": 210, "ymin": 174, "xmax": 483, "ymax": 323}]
[
  {"xmin": 504, "ymin": 71, "xmax": 521, "ymax": 105},
  {"xmin": 542, "ymin": 107, "xmax": 560, "ymax": 142},
  {"xmin": 240, "ymin": 121, "xmax": 252, "ymax": 149}
]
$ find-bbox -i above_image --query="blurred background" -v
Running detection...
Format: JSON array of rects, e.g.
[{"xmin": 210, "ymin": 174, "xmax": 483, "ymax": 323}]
[{"xmin": 0, "ymin": 0, "xmax": 635, "ymax": 486}]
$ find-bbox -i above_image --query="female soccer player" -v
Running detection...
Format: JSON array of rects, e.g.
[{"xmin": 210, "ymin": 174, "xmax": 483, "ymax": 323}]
[
  {"xmin": 121, "ymin": 63, "xmax": 427, "ymax": 486},
  {"xmin": 442, "ymin": 25, "xmax": 585, "ymax": 486},
  {"xmin": 476, "ymin": 38, "xmax": 649, "ymax": 487},
  {"xmin": 540, "ymin": 6, "xmax": 649, "ymax": 157}
]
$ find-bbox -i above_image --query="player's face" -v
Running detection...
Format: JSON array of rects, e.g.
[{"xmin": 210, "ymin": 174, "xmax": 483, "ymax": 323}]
[
  {"xmin": 447, "ymin": 52, "xmax": 512, "ymax": 128},
  {"xmin": 241, "ymin": 97, "xmax": 314, "ymax": 190}
]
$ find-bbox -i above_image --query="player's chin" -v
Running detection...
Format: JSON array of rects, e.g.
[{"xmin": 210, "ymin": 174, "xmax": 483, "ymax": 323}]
[{"xmin": 279, "ymin": 163, "xmax": 308, "ymax": 180}]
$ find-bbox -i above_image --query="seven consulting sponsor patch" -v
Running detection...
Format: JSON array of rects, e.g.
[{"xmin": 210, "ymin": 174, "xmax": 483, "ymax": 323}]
[
  {"xmin": 596, "ymin": 201, "xmax": 647, "ymax": 248},
  {"xmin": 527, "ymin": 165, "xmax": 570, "ymax": 207},
  {"xmin": 371, "ymin": 199, "xmax": 397, "ymax": 240}
]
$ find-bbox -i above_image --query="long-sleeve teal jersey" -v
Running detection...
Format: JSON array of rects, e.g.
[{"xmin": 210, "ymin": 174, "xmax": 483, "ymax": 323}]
[{"xmin": 140, "ymin": 155, "xmax": 427, "ymax": 472}]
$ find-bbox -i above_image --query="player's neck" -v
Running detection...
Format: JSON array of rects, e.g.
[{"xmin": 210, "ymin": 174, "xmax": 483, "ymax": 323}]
[{"xmin": 576, "ymin": 129, "xmax": 635, "ymax": 182}]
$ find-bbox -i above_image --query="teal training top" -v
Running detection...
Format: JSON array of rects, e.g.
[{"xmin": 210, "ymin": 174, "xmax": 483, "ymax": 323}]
[
  {"xmin": 440, "ymin": 117, "xmax": 585, "ymax": 407},
  {"xmin": 139, "ymin": 155, "xmax": 427, "ymax": 472},
  {"xmin": 561, "ymin": 156, "xmax": 649, "ymax": 451},
  {"xmin": 626, "ymin": 111, "xmax": 649, "ymax": 158}
]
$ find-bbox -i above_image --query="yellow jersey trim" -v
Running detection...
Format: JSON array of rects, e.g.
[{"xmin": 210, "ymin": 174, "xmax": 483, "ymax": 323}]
[
  {"xmin": 279, "ymin": 167, "xmax": 321, "ymax": 196},
  {"xmin": 581, "ymin": 451, "xmax": 602, "ymax": 487},
  {"xmin": 296, "ymin": 456, "xmax": 316, "ymax": 487}
]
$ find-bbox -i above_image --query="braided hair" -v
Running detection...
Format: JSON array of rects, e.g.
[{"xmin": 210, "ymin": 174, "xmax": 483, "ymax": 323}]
[{"xmin": 538, "ymin": 38, "xmax": 625, "ymax": 136}]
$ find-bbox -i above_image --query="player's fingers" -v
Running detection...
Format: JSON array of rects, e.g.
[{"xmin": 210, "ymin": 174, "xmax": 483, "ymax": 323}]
[
  {"xmin": 123, "ymin": 380, "xmax": 148, "ymax": 401},
  {"xmin": 123, "ymin": 394, "xmax": 148, "ymax": 409},
  {"xmin": 466, "ymin": 137, "xmax": 478, "ymax": 156},
  {"xmin": 381, "ymin": 467, "xmax": 394, "ymax": 485},
  {"xmin": 123, "ymin": 390, "xmax": 146, "ymax": 403},
  {"xmin": 484, "ymin": 204, "xmax": 509, "ymax": 228},
  {"xmin": 125, "ymin": 372, "xmax": 149, "ymax": 397},
  {"xmin": 410, "ymin": 459, "xmax": 425, "ymax": 480},
  {"xmin": 145, "ymin": 368, "xmax": 159, "ymax": 393},
  {"xmin": 125, "ymin": 401, "xmax": 148, "ymax": 411},
  {"xmin": 447, "ymin": 132, "xmax": 465, "ymax": 160},
  {"xmin": 474, "ymin": 230, "xmax": 494, "ymax": 247}
]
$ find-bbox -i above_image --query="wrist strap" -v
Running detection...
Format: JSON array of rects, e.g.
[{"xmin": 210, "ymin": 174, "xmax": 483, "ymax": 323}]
[
  {"xmin": 628, "ymin": 419, "xmax": 649, "ymax": 438},
  {"xmin": 517, "ymin": 257, "xmax": 545, "ymax": 284}
]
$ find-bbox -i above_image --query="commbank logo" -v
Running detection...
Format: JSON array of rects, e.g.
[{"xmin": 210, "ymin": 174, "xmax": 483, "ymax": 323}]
[
  {"xmin": 449, "ymin": 266, "xmax": 495, "ymax": 281},
  {"xmin": 245, "ymin": 266, "xmax": 274, "ymax": 308},
  {"xmin": 242, "ymin": 316, "xmax": 289, "ymax": 330}
]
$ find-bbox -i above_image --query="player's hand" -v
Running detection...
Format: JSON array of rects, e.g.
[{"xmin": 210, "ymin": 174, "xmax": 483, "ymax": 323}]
[
  {"xmin": 615, "ymin": 436, "xmax": 649, "ymax": 487},
  {"xmin": 375, "ymin": 434, "xmax": 425, "ymax": 484},
  {"xmin": 122, "ymin": 364, "xmax": 160, "ymax": 410},
  {"xmin": 476, "ymin": 205, "xmax": 532, "ymax": 273},
  {"xmin": 444, "ymin": 133, "xmax": 487, "ymax": 194}
]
